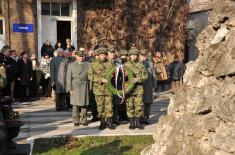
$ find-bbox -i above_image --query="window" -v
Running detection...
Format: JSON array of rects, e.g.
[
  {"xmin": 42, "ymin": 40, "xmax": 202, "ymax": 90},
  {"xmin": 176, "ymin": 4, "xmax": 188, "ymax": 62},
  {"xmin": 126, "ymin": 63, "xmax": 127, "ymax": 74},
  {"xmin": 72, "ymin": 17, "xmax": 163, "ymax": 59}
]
[
  {"xmin": 51, "ymin": 3, "xmax": 60, "ymax": 16},
  {"xmin": 41, "ymin": 2, "xmax": 50, "ymax": 15},
  {"xmin": 41, "ymin": 2, "xmax": 70, "ymax": 16},
  {"xmin": 0, "ymin": 0, "xmax": 2, "ymax": 15},
  {"xmin": 61, "ymin": 3, "xmax": 70, "ymax": 16},
  {"xmin": 0, "ymin": 20, "xmax": 3, "ymax": 35}
]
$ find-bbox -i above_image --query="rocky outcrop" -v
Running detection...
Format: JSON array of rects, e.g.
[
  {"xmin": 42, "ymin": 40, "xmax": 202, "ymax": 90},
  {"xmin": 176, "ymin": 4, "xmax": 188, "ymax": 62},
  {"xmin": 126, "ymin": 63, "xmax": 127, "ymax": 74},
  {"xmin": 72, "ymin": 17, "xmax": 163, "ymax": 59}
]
[{"xmin": 142, "ymin": 0, "xmax": 235, "ymax": 155}]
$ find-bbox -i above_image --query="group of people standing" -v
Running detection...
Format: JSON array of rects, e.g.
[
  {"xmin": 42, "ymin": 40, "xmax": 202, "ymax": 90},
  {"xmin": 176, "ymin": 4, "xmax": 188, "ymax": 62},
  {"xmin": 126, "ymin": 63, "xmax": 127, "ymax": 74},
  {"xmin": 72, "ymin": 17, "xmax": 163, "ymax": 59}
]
[
  {"xmin": 50, "ymin": 44, "xmax": 185, "ymax": 131},
  {"xmin": 0, "ymin": 38, "xmax": 186, "ymax": 131},
  {"xmin": 55, "ymin": 47, "xmax": 157, "ymax": 130}
]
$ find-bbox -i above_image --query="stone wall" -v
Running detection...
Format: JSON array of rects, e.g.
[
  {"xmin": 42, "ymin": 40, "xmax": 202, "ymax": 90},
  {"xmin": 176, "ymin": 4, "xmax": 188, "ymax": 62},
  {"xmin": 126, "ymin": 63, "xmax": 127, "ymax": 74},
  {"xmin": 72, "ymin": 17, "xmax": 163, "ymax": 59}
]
[{"xmin": 142, "ymin": 0, "xmax": 235, "ymax": 154}]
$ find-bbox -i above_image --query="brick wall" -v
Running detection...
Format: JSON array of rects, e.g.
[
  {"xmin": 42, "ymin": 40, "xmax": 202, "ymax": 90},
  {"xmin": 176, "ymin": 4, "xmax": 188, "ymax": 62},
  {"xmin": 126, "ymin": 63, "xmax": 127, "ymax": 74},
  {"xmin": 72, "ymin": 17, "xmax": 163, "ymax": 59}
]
[{"xmin": 4, "ymin": 0, "xmax": 38, "ymax": 55}]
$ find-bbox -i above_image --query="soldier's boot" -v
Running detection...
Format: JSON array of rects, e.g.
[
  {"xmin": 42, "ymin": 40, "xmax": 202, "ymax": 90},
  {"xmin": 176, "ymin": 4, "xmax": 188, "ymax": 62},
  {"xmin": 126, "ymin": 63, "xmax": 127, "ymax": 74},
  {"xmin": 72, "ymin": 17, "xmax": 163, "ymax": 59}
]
[
  {"xmin": 129, "ymin": 117, "xmax": 136, "ymax": 130},
  {"xmin": 112, "ymin": 116, "xmax": 120, "ymax": 125},
  {"xmin": 136, "ymin": 117, "xmax": 144, "ymax": 130},
  {"xmin": 99, "ymin": 118, "xmax": 106, "ymax": 130},
  {"xmin": 106, "ymin": 117, "xmax": 115, "ymax": 130}
]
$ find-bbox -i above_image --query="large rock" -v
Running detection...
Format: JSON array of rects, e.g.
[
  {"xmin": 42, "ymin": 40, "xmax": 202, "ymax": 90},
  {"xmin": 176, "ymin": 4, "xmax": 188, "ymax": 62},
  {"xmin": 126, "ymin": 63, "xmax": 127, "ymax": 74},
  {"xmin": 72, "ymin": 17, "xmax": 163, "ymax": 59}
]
[{"xmin": 142, "ymin": 0, "xmax": 235, "ymax": 155}]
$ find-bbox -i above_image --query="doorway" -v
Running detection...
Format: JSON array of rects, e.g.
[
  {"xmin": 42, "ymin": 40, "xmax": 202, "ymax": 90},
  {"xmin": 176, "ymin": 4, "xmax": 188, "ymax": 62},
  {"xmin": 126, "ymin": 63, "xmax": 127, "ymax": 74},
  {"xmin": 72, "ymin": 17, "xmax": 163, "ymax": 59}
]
[{"xmin": 57, "ymin": 21, "xmax": 71, "ymax": 48}]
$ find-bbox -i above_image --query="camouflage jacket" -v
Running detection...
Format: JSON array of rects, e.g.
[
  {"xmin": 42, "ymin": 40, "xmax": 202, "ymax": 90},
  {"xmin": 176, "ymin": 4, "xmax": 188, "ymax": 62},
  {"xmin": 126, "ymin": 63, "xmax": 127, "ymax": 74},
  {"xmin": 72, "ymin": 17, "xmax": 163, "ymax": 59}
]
[
  {"xmin": 125, "ymin": 61, "xmax": 148, "ymax": 95},
  {"xmin": 88, "ymin": 60, "xmax": 114, "ymax": 96}
]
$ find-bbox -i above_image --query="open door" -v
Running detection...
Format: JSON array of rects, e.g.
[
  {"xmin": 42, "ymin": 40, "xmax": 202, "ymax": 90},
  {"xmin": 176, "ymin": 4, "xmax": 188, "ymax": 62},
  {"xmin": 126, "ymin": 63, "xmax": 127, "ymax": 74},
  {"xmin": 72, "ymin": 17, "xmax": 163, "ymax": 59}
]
[{"xmin": 57, "ymin": 21, "xmax": 71, "ymax": 48}]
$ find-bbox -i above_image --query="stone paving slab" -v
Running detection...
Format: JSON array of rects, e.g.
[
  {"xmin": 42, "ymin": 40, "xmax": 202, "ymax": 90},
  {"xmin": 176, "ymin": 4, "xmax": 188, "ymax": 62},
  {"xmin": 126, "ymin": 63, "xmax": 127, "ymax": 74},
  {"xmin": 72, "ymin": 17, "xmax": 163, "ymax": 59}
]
[{"xmin": 12, "ymin": 96, "xmax": 170, "ymax": 145}]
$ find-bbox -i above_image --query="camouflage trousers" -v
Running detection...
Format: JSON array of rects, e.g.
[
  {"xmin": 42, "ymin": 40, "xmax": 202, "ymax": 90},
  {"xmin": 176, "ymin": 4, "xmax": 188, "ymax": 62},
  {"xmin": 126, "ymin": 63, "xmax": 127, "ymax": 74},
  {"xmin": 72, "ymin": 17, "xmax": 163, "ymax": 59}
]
[
  {"xmin": 95, "ymin": 95, "xmax": 113, "ymax": 118},
  {"xmin": 126, "ymin": 95, "xmax": 143, "ymax": 118}
]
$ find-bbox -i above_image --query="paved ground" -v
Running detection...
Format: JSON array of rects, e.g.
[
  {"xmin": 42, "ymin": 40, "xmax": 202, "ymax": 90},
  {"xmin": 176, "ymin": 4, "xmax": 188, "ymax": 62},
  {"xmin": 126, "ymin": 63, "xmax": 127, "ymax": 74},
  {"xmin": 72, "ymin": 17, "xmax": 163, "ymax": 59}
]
[{"xmin": 12, "ymin": 93, "xmax": 170, "ymax": 145}]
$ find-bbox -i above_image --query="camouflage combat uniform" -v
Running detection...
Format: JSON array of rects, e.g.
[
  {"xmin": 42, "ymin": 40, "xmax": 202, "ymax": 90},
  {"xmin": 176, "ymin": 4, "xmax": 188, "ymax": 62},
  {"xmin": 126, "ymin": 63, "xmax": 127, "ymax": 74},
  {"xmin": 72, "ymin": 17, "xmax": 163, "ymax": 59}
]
[
  {"xmin": 125, "ymin": 48, "xmax": 148, "ymax": 129},
  {"xmin": 125, "ymin": 60, "xmax": 148, "ymax": 118},
  {"xmin": 87, "ymin": 50, "xmax": 114, "ymax": 119}
]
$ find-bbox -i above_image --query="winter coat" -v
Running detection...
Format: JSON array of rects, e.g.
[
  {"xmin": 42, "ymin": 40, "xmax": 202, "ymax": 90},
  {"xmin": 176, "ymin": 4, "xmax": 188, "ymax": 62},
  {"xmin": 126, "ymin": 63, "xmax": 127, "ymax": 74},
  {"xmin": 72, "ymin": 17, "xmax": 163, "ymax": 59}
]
[
  {"xmin": 50, "ymin": 56, "xmax": 68, "ymax": 94},
  {"xmin": 41, "ymin": 58, "xmax": 52, "ymax": 79},
  {"xmin": 41, "ymin": 44, "xmax": 54, "ymax": 57},
  {"xmin": 169, "ymin": 60, "xmax": 186, "ymax": 81},
  {"xmin": 66, "ymin": 61, "xmax": 90, "ymax": 106},
  {"xmin": 17, "ymin": 59, "xmax": 33, "ymax": 86},
  {"xmin": 153, "ymin": 59, "xmax": 168, "ymax": 81},
  {"xmin": 141, "ymin": 60, "xmax": 157, "ymax": 104}
]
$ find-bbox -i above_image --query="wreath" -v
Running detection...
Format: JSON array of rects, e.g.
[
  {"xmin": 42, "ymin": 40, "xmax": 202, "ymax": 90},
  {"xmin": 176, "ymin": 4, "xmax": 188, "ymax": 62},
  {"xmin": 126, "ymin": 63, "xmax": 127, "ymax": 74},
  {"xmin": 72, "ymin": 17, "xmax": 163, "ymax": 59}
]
[{"xmin": 105, "ymin": 64, "xmax": 134, "ymax": 101}]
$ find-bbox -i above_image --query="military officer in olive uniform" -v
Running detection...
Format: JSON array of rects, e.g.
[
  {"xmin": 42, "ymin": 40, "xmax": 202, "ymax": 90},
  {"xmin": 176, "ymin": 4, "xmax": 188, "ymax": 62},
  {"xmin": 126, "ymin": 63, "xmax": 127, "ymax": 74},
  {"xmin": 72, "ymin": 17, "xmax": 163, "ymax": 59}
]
[
  {"xmin": 125, "ymin": 47, "xmax": 148, "ymax": 130},
  {"xmin": 67, "ymin": 50, "xmax": 90, "ymax": 127},
  {"xmin": 88, "ymin": 47, "xmax": 115, "ymax": 130}
]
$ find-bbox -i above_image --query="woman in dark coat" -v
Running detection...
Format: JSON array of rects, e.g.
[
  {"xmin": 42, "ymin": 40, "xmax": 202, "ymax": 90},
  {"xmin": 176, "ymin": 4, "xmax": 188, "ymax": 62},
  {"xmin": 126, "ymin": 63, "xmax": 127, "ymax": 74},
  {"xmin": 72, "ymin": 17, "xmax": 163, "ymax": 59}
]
[
  {"xmin": 17, "ymin": 51, "xmax": 33, "ymax": 102},
  {"xmin": 41, "ymin": 40, "xmax": 54, "ymax": 57}
]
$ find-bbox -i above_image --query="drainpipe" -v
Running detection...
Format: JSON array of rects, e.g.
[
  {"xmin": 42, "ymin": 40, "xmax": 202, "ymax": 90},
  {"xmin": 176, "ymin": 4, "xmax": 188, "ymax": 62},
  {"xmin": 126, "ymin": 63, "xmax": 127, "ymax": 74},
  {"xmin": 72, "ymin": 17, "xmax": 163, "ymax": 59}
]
[{"xmin": 7, "ymin": 0, "xmax": 11, "ymax": 47}]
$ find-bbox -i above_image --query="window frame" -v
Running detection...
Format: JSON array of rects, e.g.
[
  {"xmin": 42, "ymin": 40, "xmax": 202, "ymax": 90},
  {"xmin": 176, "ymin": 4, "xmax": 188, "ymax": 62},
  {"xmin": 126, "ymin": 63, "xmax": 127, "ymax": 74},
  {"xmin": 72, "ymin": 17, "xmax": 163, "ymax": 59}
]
[
  {"xmin": 41, "ymin": 2, "xmax": 70, "ymax": 17},
  {"xmin": 41, "ymin": 2, "xmax": 51, "ymax": 16}
]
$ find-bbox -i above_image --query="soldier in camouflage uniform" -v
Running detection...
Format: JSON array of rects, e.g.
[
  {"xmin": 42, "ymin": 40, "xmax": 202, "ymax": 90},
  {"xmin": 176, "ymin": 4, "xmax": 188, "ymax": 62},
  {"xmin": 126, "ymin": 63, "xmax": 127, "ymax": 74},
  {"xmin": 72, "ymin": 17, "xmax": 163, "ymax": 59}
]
[
  {"xmin": 88, "ymin": 47, "xmax": 115, "ymax": 130},
  {"xmin": 125, "ymin": 47, "xmax": 148, "ymax": 130},
  {"xmin": 87, "ymin": 50, "xmax": 99, "ymax": 122}
]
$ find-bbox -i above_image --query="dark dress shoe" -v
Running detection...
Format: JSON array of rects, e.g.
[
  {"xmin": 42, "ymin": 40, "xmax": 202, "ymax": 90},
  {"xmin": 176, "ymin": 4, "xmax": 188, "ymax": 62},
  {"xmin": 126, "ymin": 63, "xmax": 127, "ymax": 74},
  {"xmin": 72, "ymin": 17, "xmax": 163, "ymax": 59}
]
[{"xmin": 74, "ymin": 123, "xmax": 79, "ymax": 127}]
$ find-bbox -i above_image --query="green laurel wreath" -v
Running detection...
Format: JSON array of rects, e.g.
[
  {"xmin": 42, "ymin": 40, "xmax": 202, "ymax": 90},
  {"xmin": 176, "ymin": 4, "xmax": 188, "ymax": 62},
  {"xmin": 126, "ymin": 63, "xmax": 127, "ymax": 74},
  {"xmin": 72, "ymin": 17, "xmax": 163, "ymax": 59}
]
[{"xmin": 105, "ymin": 65, "xmax": 134, "ymax": 95}]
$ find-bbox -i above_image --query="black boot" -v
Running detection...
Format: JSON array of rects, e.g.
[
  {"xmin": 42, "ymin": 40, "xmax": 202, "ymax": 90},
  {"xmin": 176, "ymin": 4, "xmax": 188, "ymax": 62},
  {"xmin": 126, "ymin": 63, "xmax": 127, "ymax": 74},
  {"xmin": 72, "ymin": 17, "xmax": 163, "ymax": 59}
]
[
  {"xmin": 99, "ymin": 118, "xmax": 106, "ymax": 130},
  {"xmin": 106, "ymin": 117, "xmax": 115, "ymax": 130},
  {"xmin": 141, "ymin": 117, "xmax": 150, "ymax": 125},
  {"xmin": 136, "ymin": 117, "xmax": 144, "ymax": 130},
  {"xmin": 112, "ymin": 117, "xmax": 120, "ymax": 125},
  {"xmin": 91, "ymin": 116, "xmax": 99, "ymax": 122},
  {"xmin": 129, "ymin": 117, "xmax": 136, "ymax": 130}
]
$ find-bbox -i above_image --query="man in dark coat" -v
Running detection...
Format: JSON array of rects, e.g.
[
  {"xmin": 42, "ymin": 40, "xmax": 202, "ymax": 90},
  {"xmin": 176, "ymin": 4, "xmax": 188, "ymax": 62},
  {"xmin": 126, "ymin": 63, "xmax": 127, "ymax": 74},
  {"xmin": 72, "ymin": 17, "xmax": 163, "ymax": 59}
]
[
  {"xmin": 107, "ymin": 49, "xmax": 122, "ymax": 125},
  {"xmin": 169, "ymin": 54, "xmax": 186, "ymax": 94},
  {"xmin": 1, "ymin": 46, "xmax": 17, "ymax": 98},
  {"xmin": 17, "ymin": 51, "xmax": 33, "ymax": 102},
  {"xmin": 50, "ymin": 48, "xmax": 68, "ymax": 111},
  {"xmin": 41, "ymin": 40, "xmax": 54, "ymax": 57},
  {"xmin": 67, "ymin": 50, "xmax": 90, "ymax": 127},
  {"xmin": 139, "ymin": 49, "xmax": 157, "ymax": 125}
]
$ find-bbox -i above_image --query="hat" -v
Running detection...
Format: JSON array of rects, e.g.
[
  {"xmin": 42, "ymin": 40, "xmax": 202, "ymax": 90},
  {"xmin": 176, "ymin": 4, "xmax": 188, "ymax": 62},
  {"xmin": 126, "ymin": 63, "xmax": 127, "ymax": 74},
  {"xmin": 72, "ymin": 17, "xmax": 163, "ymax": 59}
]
[
  {"xmin": 129, "ymin": 47, "xmax": 139, "ymax": 56},
  {"xmin": 119, "ymin": 49, "xmax": 128, "ymax": 56},
  {"xmin": 95, "ymin": 47, "xmax": 108, "ymax": 55},
  {"xmin": 139, "ymin": 49, "xmax": 147, "ymax": 55},
  {"xmin": 75, "ymin": 50, "xmax": 84, "ymax": 57}
]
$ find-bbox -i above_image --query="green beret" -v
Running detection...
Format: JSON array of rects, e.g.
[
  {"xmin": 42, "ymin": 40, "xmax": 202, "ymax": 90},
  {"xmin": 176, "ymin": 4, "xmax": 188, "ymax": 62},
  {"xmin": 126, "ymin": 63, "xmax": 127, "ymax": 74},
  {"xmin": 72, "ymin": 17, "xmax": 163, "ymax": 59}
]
[
  {"xmin": 119, "ymin": 49, "xmax": 128, "ymax": 56},
  {"xmin": 129, "ymin": 47, "xmax": 139, "ymax": 56},
  {"xmin": 140, "ymin": 49, "xmax": 147, "ymax": 55},
  {"xmin": 95, "ymin": 47, "xmax": 108, "ymax": 55},
  {"xmin": 75, "ymin": 51, "xmax": 84, "ymax": 56}
]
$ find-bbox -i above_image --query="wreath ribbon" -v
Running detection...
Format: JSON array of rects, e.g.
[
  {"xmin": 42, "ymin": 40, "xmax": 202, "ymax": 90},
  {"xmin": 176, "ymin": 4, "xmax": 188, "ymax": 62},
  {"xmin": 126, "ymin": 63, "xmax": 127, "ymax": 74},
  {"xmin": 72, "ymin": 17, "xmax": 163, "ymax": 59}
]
[{"xmin": 115, "ymin": 64, "xmax": 126, "ymax": 104}]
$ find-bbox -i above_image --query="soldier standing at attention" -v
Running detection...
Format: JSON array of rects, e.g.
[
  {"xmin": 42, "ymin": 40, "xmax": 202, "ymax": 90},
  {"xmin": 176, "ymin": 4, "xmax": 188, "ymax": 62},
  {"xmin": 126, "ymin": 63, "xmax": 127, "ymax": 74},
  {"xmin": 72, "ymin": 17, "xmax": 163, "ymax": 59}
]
[
  {"xmin": 66, "ymin": 50, "xmax": 90, "ymax": 127},
  {"xmin": 125, "ymin": 47, "xmax": 148, "ymax": 130},
  {"xmin": 88, "ymin": 47, "xmax": 115, "ymax": 130}
]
